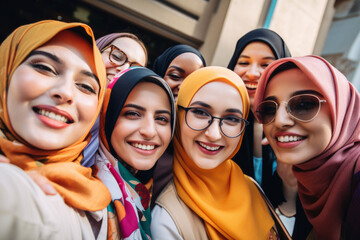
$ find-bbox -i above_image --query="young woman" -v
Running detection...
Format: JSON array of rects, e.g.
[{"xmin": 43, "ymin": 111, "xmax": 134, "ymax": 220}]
[
  {"xmin": 0, "ymin": 20, "xmax": 111, "ymax": 239},
  {"xmin": 94, "ymin": 67, "xmax": 175, "ymax": 239},
  {"xmin": 227, "ymin": 29, "xmax": 311, "ymax": 238},
  {"xmin": 147, "ymin": 44, "xmax": 206, "ymax": 201},
  {"xmin": 254, "ymin": 55, "xmax": 360, "ymax": 239},
  {"xmin": 151, "ymin": 66, "xmax": 281, "ymax": 239},
  {"xmin": 152, "ymin": 44, "xmax": 206, "ymax": 100},
  {"xmin": 82, "ymin": 32, "xmax": 148, "ymax": 167},
  {"xmin": 96, "ymin": 33, "xmax": 148, "ymax": 84},
  {"xmin": 227, "ymin": 28, "xmax": 291, "ymax": 186}
]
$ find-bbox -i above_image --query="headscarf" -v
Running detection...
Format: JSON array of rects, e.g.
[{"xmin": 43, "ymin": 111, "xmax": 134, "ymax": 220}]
[
  {"xmin": 152, "ymin": 44, "xmax": 206, "ymax": 77},
  {"xmin": 227, "ymin": 28, "xmax": 291, "ymax": 71},
  {"xmin": 0, "ymin": 20, "xmax": 110, "ymax": 211},
  {"xmin": 97, "ymin": 67, "xmax": 175, "ymax": 239},
  {"xmin": 254, "ymin": 55, "xmax": 360, "ymax": 240},
  {"xmin": 80, "ymin": 33, "xmax": 149, "ymax": 168},
  {"xmin": 227, "ymin": 28, "xmax": 291, "ymax": 189},
  {"xmin": 95, "ymin": 32, "xmax": 148, "ymax": 65},
  {"xmin": 173, "ymin": 66, "xmax": 274, "ymax": 239}
]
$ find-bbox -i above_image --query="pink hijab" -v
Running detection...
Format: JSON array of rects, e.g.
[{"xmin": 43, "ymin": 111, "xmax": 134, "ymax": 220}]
[{"xmin": 254, "ymin": 55, "xmax": 360, "ymax": 239}]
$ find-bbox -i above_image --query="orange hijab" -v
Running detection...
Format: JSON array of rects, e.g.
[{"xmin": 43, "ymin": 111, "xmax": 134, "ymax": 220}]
[
  {"xmin": 0, "ymin": 20, "xmax": 111, "ymax": 211},
  {"xmin": 173, "ymin": 66, "xmax": 274, "ymax": 239}
]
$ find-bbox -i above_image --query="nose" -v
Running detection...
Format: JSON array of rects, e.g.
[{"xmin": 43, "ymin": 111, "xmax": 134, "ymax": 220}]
[
  {"xmin": 205, "ymin": 119, "xmax": 222, "ymax": 141},
  {"xmin": 273, "ymin": 103, "xmax": 295, "ymax": 128},
  {"xmin": 139, "ymin": 115, "xmax": 157, "ymax": 139},
  {"xmin": 245, "ymin": 63, "xmax": 261, "ymax": 80},
  {"xmin": 49, "ymin": 74, "xmax": 74, "ymax": 104}
]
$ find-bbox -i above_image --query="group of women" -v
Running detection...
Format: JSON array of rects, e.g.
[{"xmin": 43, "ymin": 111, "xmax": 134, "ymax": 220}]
[{"xmin": 0, "ymin": 19, "xmax": 358, "ymax": 240}]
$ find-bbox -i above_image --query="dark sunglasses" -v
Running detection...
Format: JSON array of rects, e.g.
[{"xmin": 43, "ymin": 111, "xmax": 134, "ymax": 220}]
[{"xmin": 255, "ymin": 94, "xmax": 326, "ymax": 124}]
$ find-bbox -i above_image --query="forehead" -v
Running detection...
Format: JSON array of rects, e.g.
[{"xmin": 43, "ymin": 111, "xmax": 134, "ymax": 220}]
[
  {"xmin": 265, "ymin": 68, "xmax": 322, "ymax": 98},
  {"xmin": 126, "ymin": 81, "xmax": 170, "ymax": 106},
  {"xmin": 240, "ymin": 41, "xmax": 275, "ymax": 57},
  {"xmin": 191, "ymin": 81, "xmax": 243, "ymax": 110},
  {"xmin": 36, "ymin": 30, "xmax": 95, "ymax": 72}
]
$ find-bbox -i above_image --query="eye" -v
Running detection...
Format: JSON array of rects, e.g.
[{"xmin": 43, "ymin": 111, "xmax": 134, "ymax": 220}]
[
  {"xmin": 189, "ymin": 108, "xmax": 210, "ymax": 119},
  {"xmin": 76, "ymin": 83, "xmax": 96, "ymax": 94},
  {"xmin": 155, "ymin": 115, "xmax": 170, "ymax": 125},
  {"xmin": 111, "ymin": 50, "xmax": 126, "ymax": 62},
  {"xmin": 123, "ymin": 110, "xmax": 141, "ymax": 119},
  {"xmin": 222, "ymin": 115, "xmax": 242, "ymax": 126},
  {"xmin": 30, "ymin": 62, "xmax": 57, "ymax": 76},
  {"xmin": 237, "ymin": 61, "xmax": 249, "ymax": 66},
  {"xmin": 167, "ymin": 73, "xmax": 182, "ymax": 81}
]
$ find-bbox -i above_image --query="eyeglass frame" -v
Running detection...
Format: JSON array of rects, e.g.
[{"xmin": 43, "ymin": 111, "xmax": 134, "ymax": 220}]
[
  {"xmin": 255, "ymin": 93, "xmax": 327, "ymax": 125},
  {"xmin": 101, "ymin": 45, "xmax": 141, "ymax": 67},
  {"xmin": 178, "ymin": 105, "xmax": 249, "ymax": 138}
]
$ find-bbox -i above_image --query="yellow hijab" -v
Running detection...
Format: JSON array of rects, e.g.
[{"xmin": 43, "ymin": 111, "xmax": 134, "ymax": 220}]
[
  {"xmin": 173, "ymin": 66, "xmax": 274, "ymax": 239},
  {"xmin": 0, "ymin": 20, "xmax": 111, "ymax": 211}
]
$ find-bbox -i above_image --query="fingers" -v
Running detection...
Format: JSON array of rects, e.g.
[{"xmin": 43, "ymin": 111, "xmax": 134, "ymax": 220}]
[{"xmin": 26, "ymin": 170, "xmax": 57, "ymax": 195}]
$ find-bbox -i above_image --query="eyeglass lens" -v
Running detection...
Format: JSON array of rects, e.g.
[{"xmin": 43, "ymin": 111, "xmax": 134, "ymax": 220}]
[
  {"xmin": 109, "ymin": 46, "xmax": 127, "ymax": 66},
  {"xmin": 185, "ymin": 108, "xmax": 245, "ymax": 137},
  {"xmin": 256, "ymin": 94, "xmax": 322, "ymax": 124}
]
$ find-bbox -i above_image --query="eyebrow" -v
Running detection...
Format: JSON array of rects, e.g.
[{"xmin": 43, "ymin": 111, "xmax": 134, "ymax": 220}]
[
  {"xmin": 168, "ymin": 65, "xmax": 185, "ymax": 73},
  {"xmin": 81, "ymin": 70, "xmax": 99, "ymax": 84},
  {"xmin": 28, "ymin": 50, "xmax": 63, "ymax": 64},
  {"xmin": 264, "ymin": 90, "xmax": 324, "ymax": 101},
  {"xmin": 28, "ymin": 50, "xmax": 99, "ymax": 84},
  {"xmin": 123, "ymin": 103, "xmax": 171, "ymax": 115},
  {"xmin": 189, "ymin": 101, "xmax": 243, "ymax": 116},
  {"xmin": 239, "ymin": 54, "xmax": 275, "ymax": 60}
]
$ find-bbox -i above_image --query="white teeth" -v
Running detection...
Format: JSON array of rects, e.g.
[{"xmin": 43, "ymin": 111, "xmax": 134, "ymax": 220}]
[
  {"xmin": 277, "ymin": 136, "xmax": 303, "ymax": 142},
  {"xmin": 245, "ymin": 83, "xmax": 257, "ymax": 89},
  {"xmin": 132, "ymin": 143, "xmax": 155, "ymax": 150},
  {"xmin": 39, "ymin": 109, "xmax": 68, "ymax": 123},
  {"xmin": 199, "ymin": 142, "xmax": 220, "ymax": 151}
]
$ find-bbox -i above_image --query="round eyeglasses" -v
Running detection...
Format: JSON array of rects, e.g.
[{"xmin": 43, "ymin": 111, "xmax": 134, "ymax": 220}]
[
  {"xmin": 255, "ymin": 94, "xmax": 326, "ymax": 125},
  {"xmin": 101, "ymin": 45, "xmax": 142, "ymax": 67},
  {"xmin": 178, "ymin": 105, "xmax": 249, "ymax": 138}
]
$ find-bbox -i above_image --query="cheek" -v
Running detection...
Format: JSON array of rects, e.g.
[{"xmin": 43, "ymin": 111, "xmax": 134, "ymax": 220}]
[
  {"xmin": 233, "ymin": 66, "xmax": 246, "ymax": 77},
  {"xmin": 76, "ymin": 94, "xmax": 98, "ymax": 124},
  {"xmin": 159, "ymin": 125, "xmax": 172, "ymax": 146},
  {"xmin": 10, "ymin": 68, "xmax": 49, "ymax": 100}
]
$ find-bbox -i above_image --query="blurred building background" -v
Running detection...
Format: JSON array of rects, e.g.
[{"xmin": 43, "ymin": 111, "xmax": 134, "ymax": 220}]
[{"xmin": 1, "ymin": 0, "xmax": 359, "ymax": 89}]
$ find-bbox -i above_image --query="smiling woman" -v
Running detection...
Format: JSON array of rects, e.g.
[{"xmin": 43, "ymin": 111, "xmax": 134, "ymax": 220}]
[
  {"xmin": 151, "ymin": 66, "xmax": 288, "ymax": 239},
  {"xmin": 94, "ymin": 67, "xmax": 175, "ymax": 239},
  {"xmin": 0, "ymin": 20, "xmax": 111, "ymax": 239},
  {"xmin": 254, "ymin": 55, "xmax": 360, "ymax": 239}
]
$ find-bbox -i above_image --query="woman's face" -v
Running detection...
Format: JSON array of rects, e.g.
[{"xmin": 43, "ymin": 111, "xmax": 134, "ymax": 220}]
[
  {"xmin": 262, "ymin": 68, "xmax": 332, "ymax": 165},
  {"xmin": 163, "ymin": 52, "xmax": 204, "ymax": 100},
  {"xmin": 111, "ymin": 82, "xmax": 172, "ymax": 171},
  {"xmin": 7, "ymin": 31, "xmax": 100, "ymax": 150},
  {"xmin": 180, "ymin": 81, "xmax": 243, "ymax": 169},
  {"xmin": 233, "ymin": 41, "xmax": 275, "ymax": 110},
  {"xmin": 101, "ymin": 37, "xmax": 146, "ymax": 84}
]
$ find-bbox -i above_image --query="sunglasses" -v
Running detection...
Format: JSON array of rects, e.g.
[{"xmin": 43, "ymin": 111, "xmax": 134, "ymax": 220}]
[{"xmin": 255, "ymin": 94, "xmax": 326, "ymax": 124}]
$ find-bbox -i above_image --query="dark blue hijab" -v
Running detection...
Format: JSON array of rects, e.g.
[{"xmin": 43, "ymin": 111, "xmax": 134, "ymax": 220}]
[{"xmin": 152, "ymin": 44, "xmax": 206, "ymax": 77}]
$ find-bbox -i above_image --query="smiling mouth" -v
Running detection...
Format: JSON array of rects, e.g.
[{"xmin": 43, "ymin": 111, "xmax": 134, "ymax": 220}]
[
  {"xmin": 33, "ymin": 107, "xmax": 72, "ymax": 123},
  {"xmin": 245, "ymin": 83, "xmax": 258, "ymax": 90},
  {"xmin": 131, "ymin": 142, "xmax": 157, "ymax": 151},
  {"xmin": 198, "ymin": 141, "xmax": 222, "ymax": 151},
  {"xmin": 276, "ymin": 135, "xmax": 305, "ymax": 143}
]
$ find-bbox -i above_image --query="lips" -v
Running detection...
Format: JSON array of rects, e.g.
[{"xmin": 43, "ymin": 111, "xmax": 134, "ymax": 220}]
[
  {"xmin": 33, "ymin": 106, "xmax": 73, "ymax": 124},
  {"xmin": 245, "ymin": 82, "xmax": 258, "ymax": 90},
  {"xmin": 276, "ymin": 135, "xmax": 305, "ymax": 143},
  {"xmin": 131, "ymin": 142, "xmax": 157, "ymax": 151},
  {"xmin": 196, "ymin": 141, "xmax": 223, "ymax": 155}
]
